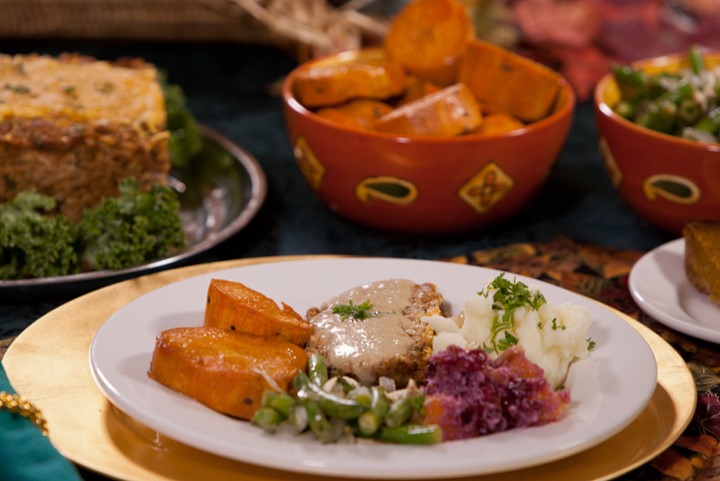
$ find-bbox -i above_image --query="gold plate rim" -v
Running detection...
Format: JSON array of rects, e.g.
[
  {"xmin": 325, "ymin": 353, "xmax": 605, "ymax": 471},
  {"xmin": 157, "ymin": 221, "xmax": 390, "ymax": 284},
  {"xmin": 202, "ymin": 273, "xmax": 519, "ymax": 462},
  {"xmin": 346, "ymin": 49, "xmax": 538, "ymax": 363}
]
[{"xmin": 2, "ymin": 255, "xmax": 697, "ymax": 481}]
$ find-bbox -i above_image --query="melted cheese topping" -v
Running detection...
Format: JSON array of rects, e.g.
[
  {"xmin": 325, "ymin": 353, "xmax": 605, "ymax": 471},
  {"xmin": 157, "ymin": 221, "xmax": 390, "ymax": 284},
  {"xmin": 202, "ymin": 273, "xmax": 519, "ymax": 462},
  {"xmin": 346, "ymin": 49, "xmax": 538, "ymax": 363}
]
[{"xmin": 0, "ymin": 54, "xmax": 165, "ymax": 130}]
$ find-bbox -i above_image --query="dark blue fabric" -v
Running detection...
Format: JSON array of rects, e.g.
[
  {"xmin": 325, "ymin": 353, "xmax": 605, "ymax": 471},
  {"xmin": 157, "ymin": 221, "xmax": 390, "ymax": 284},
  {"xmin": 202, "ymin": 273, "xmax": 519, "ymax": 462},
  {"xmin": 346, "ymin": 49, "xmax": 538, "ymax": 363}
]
[{"xmin": 0, "ymin": 363, "xmax": 83, "ymax": 481}]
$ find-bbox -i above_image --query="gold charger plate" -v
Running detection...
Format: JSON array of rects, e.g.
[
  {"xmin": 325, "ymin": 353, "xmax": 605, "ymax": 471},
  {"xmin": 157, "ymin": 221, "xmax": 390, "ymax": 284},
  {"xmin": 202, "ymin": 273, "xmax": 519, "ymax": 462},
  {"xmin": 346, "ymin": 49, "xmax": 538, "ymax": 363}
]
[{"xmin": 2, "ymin": 256, "xmax": 696, "ymax": 481}]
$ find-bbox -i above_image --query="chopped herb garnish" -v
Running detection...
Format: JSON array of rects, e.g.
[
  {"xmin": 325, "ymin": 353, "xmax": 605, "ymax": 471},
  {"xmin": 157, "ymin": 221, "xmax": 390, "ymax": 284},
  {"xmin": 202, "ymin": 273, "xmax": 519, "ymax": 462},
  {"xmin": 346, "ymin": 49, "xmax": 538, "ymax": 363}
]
[
  {"xmin": 479, "ymin": 273, "xmax": 547, "ymax": 354},
  {"xmin": 332, "ymin": 300, "xmax": 376, "ymax": 321},
  {"xmin": 8, "ymin": 84, "xmax": 30, "ymax": 94},
  {"xmin": 551, "ymin": 318, "xmax": 566, "ymax": 331},
  {"xmin": 62, "ymin": 85, "xmax": 77, "ymax": 97},
  {"xmin": 496, "ymin": 331, "xmax": 519, "ymax": 351},
  {"xmin": 94, "ymin": 81, "xmax": 115, "ymax": 94},
  {"xmin": 587, "ymin": 338, "xmax": 597, "ymax": 350}
]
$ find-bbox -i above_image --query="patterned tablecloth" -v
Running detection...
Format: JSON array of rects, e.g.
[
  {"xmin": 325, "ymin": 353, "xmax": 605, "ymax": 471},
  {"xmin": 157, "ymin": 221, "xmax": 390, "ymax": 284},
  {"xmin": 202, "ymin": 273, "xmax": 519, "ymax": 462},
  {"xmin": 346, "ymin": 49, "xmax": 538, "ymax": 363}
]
[{"xmin": 454, "ymin": 237, "xmax": 716, "ymax": 481}]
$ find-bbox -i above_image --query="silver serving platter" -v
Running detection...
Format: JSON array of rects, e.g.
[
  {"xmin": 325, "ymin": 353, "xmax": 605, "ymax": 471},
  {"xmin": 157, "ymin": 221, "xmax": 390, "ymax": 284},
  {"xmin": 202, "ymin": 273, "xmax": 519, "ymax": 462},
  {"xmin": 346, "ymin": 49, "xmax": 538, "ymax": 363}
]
[{"xmin": 0, "ymin": 125, "xmax": 267, "ymax": 300}]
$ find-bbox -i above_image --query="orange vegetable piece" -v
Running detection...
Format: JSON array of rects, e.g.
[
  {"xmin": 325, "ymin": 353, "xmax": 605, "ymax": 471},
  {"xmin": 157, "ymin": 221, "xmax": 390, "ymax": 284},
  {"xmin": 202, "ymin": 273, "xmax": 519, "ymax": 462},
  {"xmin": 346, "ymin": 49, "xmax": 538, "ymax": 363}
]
[
  {"xmin": 384, "ymin": 0, "xmax": 473, "ymax": 87},
  {"xmin": 397, "ymin": 75, "xmax": 441, "ymax": 106},
  {"xmin": 474, "ymin": 112, "xmax": 525, "ymax": 135},
  {"xmin": 458, "ymin": 39, "xmax": 561, "ymax": 122},
  {"xmin": 374, "ymin": 83, "xmax": 481, "ymax": 137},
  {"xmin": 293, "ymin": 57, "xmax": 406, "ymax": 108},
  {"xmin": 315, "ymin": 99, "xmax": 393, "ymax": 130},
  {"xmin": 204, "ymin": 279, "xmax": 313, "ymax": 346},
  {"xmin": 148, "ymin": 326, "xmax": 308, "ymax": 420}
]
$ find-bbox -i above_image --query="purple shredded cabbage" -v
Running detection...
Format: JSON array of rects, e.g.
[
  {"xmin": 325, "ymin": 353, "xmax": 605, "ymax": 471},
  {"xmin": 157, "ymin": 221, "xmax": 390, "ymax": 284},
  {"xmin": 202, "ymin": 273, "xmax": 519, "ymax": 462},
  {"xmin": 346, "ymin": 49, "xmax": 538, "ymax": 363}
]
[{"xmin": 423, "ymin": 345, "xmax": 569, "ymax": 440}]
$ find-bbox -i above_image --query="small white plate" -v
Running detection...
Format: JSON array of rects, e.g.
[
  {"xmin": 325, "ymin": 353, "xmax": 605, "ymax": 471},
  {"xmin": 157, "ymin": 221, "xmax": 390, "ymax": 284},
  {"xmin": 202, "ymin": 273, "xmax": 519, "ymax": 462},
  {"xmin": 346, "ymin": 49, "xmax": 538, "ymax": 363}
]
[
  {"xmin": 90, "ymin": 258, "xmax": 657, "ymax": 480},
  {"xmin": 630, "ymin": 238, "xmax": 720, "ymax": 343}
]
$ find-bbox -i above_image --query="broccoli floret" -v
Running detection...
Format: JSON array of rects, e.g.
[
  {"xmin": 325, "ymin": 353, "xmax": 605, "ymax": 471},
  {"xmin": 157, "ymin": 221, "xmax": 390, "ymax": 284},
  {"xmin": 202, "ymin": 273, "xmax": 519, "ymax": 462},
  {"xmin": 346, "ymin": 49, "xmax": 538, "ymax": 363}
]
[
  {"xmin": 0, "ymin": 191, "xmax": 80, "ymax": 279},
  {"xmin": 80, "ymin": 178, "xmax": 186, "ymax": 271}
]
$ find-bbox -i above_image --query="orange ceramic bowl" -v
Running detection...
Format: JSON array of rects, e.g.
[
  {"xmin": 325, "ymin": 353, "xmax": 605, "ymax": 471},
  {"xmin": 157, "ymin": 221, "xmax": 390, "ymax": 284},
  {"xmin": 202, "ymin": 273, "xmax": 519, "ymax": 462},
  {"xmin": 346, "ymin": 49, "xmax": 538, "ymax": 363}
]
[
  {"xmin": 594, "ymin": 52, "xmax": 720, "ymax": 235},
  {"xmin": 282, "ymin": 49, "xmax": 576, "ymax": 233}
]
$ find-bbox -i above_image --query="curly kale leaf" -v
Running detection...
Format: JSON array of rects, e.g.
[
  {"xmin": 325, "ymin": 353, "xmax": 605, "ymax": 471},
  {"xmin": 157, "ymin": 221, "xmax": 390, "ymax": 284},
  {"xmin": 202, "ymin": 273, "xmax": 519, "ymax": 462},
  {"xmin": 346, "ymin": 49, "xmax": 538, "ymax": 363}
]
[
  {"xmin": 80, "ymin": 178, "xmax": 186, "ymax": 271},
  {"xmin": 0, "ymin": 191, "xmax": 80, "ymax": 279}
]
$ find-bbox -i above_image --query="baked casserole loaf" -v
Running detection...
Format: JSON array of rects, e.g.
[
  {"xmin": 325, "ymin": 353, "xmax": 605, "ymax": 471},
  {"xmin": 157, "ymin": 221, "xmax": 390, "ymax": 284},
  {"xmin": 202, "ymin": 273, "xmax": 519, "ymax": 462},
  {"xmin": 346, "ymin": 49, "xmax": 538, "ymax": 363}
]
[
  {"xmin": 0, "ymin": 53, "xmax": 170, "ymax": 221},
  {"xmin": 683, "ymin": 221, "xmax": 720, "ymax": 305}
]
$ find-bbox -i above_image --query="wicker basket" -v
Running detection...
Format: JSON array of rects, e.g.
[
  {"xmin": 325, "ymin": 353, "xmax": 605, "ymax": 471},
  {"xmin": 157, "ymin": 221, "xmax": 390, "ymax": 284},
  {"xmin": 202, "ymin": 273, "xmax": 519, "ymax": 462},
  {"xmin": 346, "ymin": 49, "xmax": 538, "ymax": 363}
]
[{"xmin": 0, "ymin": 0, "xmax": 289, "ymax": 43}]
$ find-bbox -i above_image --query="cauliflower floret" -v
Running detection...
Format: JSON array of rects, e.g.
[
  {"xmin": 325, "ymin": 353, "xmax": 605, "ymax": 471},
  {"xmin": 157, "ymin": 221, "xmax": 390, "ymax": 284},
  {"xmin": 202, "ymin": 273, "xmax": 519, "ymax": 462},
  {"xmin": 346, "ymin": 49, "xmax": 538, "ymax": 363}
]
[
  {"xmin": 460, "ymin": 294, "xmax": 493, "ymax": 348},
  {"xmin": 421, "ymin": 275, "xmax": 594, "ymax": 389}
]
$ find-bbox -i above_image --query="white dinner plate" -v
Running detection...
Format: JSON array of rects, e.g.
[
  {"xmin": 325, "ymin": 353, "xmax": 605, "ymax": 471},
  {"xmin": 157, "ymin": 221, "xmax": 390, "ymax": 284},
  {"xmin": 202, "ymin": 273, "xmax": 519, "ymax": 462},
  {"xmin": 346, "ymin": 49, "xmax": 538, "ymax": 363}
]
[
  {"xmin": 630, "ymin": 238, "xmax": 720, "ymax": 343},
  {"xmin": 90, "ymin": 258, "xmax": 657, "ymax": 479}
]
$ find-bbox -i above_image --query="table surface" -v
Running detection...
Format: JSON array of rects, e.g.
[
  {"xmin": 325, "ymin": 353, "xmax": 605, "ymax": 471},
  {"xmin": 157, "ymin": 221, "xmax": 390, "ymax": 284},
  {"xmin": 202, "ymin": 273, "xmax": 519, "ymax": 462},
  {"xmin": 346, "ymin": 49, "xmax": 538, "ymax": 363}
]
[{"xmin": 0, "ymin": 38, "xmax": 683, "ymax": 481}]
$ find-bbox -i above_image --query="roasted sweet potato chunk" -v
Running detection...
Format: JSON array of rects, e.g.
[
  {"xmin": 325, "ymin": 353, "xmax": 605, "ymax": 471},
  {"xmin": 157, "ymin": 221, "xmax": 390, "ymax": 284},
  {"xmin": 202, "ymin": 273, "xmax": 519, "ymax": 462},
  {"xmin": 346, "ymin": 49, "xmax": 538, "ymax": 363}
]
[
  {"xmin": 384, "ymin": 0, "xmax": 473, "ymax": 87},
  {"xmin": 204, "ymin": 279, "xmax": 313, "ymax": 345},
  {"xmin": 316, "ymin": 99, "xmax": 393, "ymax": 130},
  {"xmin": 458, "ymin": 39, "xmax": 561, "ymax": 122},
  {"xmin": 148, "ymin": 326, "xmax": 308, "ymax": 420},
  {"xmin": 474, "ymin": 112, "xmax": 525, "ymax": 135},
  {"xmin": 374, "ymin": 83, "xmax": 481, "ymax": 136},
  {"xmin": 293, "ymin": 57, "xmax": 406, "ymax": 108}
]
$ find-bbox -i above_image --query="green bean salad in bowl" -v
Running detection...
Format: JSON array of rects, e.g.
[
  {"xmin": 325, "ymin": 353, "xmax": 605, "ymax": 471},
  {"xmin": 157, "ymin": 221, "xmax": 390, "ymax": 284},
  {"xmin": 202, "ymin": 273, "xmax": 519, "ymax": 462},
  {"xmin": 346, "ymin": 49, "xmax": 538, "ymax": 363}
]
[
  {"xmin": 611, "ymin": 46, "xmax": 720, "ymax": 143},
  {"xmin": 594, "ymin": 46, "xmax": 720, "ymax": 234}
]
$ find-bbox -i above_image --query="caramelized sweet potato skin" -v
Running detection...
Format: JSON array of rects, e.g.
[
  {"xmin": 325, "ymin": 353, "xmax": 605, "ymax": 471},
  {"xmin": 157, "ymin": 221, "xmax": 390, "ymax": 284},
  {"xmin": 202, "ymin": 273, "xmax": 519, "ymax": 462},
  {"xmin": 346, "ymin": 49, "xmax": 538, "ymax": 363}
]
[
  {"xmin": 474, "ymin": 112, "xmax": 525, "ymax": 135},
  {"xmin": 384, "ymin": 0, "xmax": 473, "ymax": 87},
  {"xmin": 204, "ymin": 279, "xmax": 313, "ymax": 345},
  {"xmin": 293, "ymin": 58, "xmax": 406, "ymax": 108},
  {"xmin": 316, "ymin": 99, "xmax": 393, "ymax": 130},
  {"xmin": 458, "ymin": 39, "xmax": 561, "ymax": 122},
  {"xmin": 148, "ymin": 326, "xmax": 308, "ymax": 420},
  {"xmin": 374, "ymin": 83, "xmax": 481, "ymax": 136}
]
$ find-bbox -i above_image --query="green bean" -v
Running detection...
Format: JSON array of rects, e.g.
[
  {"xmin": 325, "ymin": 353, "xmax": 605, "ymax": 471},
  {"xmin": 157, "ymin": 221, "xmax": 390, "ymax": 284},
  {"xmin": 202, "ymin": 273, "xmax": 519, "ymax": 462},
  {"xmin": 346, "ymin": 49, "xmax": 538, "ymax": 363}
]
[
  {"xmin": 336, "ymin": 376, "xmax": 358, "ymax": 394},
  {"xmin": 375, "ymin": 425, "xmax": 443, "ymax": 445},
  {"xmin": 614, "ymin": 100, "xmax": 635, "ymax": 119},
  {"xmin": 354, "ymin": 386, "xmax": 389, "ymax": 436},
  {"xmin": 611, "ymin": 64, "xmax": 648, "ymax": 101},
  {"xmin": 268, "ymin": 392, "xmax": 294, "ymax": 417},
  {"xmin": 694, "ymin": 107, "xmax": 720, "ymax": 134},
  {"xmin": 347, "ymin": 386, "xmax": 372, "ymax": 407},
  {"xmin": 299, "ymin": 398, "xmax": 340, "ymax": 443},
  {"xmin": 678, "ymin": 98, "xmax": 702, "ymax": 125},
  {"xmin": 307, "ymin": 353, "xmax": 329, "ymax": 386},
  {"xmin": 251, "ymin": 407, "xmax": 284, "ymax": 433},
  {"xmin": 688, "ymin": 44, "xmax": 705, "ymax": 75},
  {"xmin": 356, "ymin": 411, "xmax": 381, "ymax": 436},
  {"xmin": 638, "ymin": 99, "xmax": 677, "ymax": 133},
  {"xmin": 658, "ymin": 79, "xmax": 694, "ymax": 105},
  {"xmin": 304, "ymin": 381, "xmax": 366, "ymax": 420},
  {"xmin": 384, "ymin": 396, "xmax": 421, "ymax": 428},
  {"xmin": 261, "ymin": 390, "xmax": 278, "ymax": 407},
  {"xmin": 292, "ymin": 370, "xmax": 311, "ymax": 392}
]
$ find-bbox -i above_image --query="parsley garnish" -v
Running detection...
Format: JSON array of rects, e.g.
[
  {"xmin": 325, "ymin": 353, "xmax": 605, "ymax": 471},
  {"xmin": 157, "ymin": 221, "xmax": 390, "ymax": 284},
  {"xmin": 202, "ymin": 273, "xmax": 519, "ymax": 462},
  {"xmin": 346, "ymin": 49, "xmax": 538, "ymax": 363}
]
[
  {"xmin": 331, "ymin": 300, "xmax": 376, "ymax": 321},
  {"xmin": 480, "ymin": 273, "xmax": 546, "ymax": 354},
  {"xmin": 9, "ymin": 84, "xmax": 30, "ymax": 94}
]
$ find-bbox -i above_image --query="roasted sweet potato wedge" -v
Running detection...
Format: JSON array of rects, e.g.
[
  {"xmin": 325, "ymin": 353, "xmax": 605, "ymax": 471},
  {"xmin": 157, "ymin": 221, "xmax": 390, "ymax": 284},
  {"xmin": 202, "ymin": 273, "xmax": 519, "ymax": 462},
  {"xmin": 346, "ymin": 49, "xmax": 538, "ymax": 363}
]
[
  {"xmin": 148, "ymin": 326, "xmax": 307, "ymax": 420},
  {"xmin": 316, "ymin": 99, "xmax": 393, "ymax": 130},
  {"xmin": 374, "ymin": 83, "xmax": 481, "ymax": 136},
  {"xmin": 204, "ymin": 279, "xmax": 313, "ymax": 346},
  {"xmin": 293, "ymin": 57, "xmax": 407, "ymax": 108},
  {"xmin": 384, "ymin": 0, "xmax": 473, "ymax": 87},
  {"xmin": 474, "ymin": 112, "xmax": 525, "ymax": 136},
  {"xmin": 458, "ymin": 39, "xmax": 561, "ymax": 122}
]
